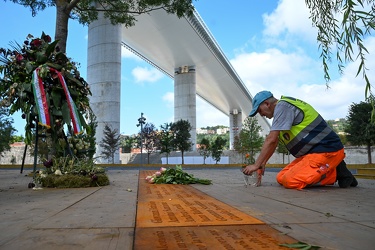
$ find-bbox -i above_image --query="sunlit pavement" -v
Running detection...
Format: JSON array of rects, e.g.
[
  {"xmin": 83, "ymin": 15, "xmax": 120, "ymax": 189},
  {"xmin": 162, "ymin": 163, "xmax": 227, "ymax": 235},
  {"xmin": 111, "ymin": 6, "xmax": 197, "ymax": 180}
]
[{"xmin": 0, "ymin": 168, "xmax": 374, "ymax": 249}]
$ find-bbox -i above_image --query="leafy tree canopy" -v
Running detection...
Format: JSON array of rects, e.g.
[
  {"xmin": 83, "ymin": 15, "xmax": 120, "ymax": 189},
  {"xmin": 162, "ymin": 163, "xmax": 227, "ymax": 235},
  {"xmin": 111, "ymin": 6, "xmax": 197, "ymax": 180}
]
[
  {"xmin": 345, "ymin": 100, "xmax": 375, "ymax": 145},
  {"xmin": 233, "ymin": 117, "xmax": 264, "ymax": 164},
  {"xmin": 344, "ymin": 100, "xmax": 375, "ymax": 163},
  {"xmin": 171, "ymin": 119, "xmax": 192, "ymax": 164},
  {"xmin": 159, "ymin": 122, "xmax": 173, "ymax": 161},
  {"xmin": 210, "ymin": 136, "xmax": 226, "ymax": 164},
  {"xmin": 198, "ymin": 137, "xmax": 210, "ymax": 163},
  {"xmin": 141, "ymin": 123, "xmax": 159, "ymax": 163},
  {"xmin": 10, "ymin": 135, "xmax": 25, "ymax": 143},
  {"xmin": 7, "ymin": 0, "xmax": 196, "ymax": 52},
  {"xmin": 0, "ymin": 106, "xmax": 16, "ymax": 156}
]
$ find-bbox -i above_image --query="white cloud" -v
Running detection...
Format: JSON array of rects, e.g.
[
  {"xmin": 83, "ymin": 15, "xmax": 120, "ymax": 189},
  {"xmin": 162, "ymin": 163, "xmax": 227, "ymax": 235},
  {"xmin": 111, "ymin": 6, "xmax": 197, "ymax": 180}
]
[
  {"xmin": 262, "ymin": 0, "xmax": 316, "ymax": 41},
  {"xmin": 132, "ymin": 67, "xmax": 164, "ymax": 83},
  {"xmin": 231, "ymin": 48, "xmax": 320, "ymax": 92}
]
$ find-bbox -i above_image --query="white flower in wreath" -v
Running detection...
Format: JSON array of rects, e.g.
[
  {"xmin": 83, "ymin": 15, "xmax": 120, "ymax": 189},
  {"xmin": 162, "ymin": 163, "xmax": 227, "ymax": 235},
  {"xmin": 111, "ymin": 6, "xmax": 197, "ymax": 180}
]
[{"xmin": 54, "ymin": 169, "xmax": 63, "ymax": 176}]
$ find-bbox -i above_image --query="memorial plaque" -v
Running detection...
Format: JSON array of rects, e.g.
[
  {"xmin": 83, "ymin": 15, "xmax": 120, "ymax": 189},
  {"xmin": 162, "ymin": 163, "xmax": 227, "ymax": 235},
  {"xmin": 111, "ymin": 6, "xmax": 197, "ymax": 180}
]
[
  {"xmin": 134, "ymin": 225, "xmax": 296, "ymax": 250},
  {"xmin": 136, "ymin": 171, "xmax": 298, "ymax": 249},
  {"xmin": 137, "ymin": 171, "xmax": 264, "ymax": 227}
]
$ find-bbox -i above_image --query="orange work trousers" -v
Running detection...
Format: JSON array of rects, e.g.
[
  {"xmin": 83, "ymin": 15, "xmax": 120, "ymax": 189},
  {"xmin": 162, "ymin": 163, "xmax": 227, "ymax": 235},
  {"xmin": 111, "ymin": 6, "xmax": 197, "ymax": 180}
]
[{"xmin": 276, "ymin": 148, "xmax": 345, "ymax": 189}]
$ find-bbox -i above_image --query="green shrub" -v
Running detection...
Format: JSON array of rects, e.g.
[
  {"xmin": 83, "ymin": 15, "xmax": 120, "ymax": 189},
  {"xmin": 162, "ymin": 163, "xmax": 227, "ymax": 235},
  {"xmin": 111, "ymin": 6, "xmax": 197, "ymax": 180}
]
[{"xmin": 39, "ymin": 173, "xmax": 109, "ymax": 188}]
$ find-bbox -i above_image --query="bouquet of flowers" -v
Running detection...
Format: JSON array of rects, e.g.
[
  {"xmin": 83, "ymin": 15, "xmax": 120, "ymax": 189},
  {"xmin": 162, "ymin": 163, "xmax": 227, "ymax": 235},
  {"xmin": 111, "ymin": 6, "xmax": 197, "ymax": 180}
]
[{"xmin": 145, "ymin": 165, "xmax": 212, "ymax": 185}]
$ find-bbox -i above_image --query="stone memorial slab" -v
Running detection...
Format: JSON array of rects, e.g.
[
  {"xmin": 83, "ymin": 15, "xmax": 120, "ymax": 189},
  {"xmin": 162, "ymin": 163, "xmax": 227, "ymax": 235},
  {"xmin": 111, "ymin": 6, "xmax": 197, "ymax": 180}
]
[
  {"xmin": 134, "ymin": 224, "xmax": 296, "ymax": 250},
  {"xmin": 138, "ymin": 171, "xmax": 264, "ymax": 227},
  {"xmin": 136, "ymin": 171, "xmax": 298, "ymax": 249}
]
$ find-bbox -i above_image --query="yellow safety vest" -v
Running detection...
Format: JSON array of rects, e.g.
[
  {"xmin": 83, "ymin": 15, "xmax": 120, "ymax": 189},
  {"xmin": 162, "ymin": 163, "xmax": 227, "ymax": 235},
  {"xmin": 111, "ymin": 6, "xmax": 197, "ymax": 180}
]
[{"xmin": 278, "ymin": 96, "xmax": 343, "ymax": 157}]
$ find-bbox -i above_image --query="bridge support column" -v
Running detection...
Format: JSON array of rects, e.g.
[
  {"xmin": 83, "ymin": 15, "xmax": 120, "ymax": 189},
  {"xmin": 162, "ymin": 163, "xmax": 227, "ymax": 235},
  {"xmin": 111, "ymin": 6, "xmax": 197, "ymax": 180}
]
[
  {"xmin": 174, "ymin": 66, "xmax": 197, "ymax": 151},
  {"xmin": 87, "ymin": 12, "xmax": 122, "ymax": 163},
  {"xmin": 229, "ymin": 109, "xmax": 243, "ymax": 150}
]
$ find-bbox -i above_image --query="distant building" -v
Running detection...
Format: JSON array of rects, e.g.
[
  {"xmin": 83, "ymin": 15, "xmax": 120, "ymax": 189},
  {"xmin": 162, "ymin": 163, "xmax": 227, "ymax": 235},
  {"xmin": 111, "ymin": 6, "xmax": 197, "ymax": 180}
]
[
  {"xmin": 196, "ymin": 128, "xmax": 208, "ymax": 134},
  {"xmin": 197, "ymin": 126, "xmax": 230, "ymax": 135},
  {"xmin": 216, "ymin": 127, "xmax": 229, "ymax": 135}
]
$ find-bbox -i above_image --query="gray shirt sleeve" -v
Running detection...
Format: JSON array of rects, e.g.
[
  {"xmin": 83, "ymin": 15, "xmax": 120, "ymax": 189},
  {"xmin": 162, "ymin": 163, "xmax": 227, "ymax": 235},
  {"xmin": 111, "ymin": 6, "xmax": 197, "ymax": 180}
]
[{"xmin": 271, "ymin": 101, "xmax": 303, "ymax": 131}]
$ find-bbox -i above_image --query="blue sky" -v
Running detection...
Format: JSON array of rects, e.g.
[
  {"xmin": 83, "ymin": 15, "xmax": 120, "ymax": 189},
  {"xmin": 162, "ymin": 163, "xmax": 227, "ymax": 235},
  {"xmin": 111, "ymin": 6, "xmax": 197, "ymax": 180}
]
[{"xmin": 1, "ymin": 0, "xmax": 374, "ymax": 136}]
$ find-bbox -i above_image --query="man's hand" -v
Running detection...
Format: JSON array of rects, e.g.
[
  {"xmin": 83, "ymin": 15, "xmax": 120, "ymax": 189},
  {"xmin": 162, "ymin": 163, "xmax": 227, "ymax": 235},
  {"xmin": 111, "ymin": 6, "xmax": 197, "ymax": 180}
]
[
  {"xmin": 242, "ymin": 164, "xmax": 261, "ymax": 175},
  {"xmin": 243, "ymin": 165, "xmax": 264, "ymax": 187}
]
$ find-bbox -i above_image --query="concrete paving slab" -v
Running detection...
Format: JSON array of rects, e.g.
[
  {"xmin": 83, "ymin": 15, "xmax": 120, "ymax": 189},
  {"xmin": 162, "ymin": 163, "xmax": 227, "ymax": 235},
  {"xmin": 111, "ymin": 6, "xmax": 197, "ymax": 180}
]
[
  {"xmin": 1, "ymin": 228, "xmax": 133, "ymax": 250},
  {"xmin": 35, "ymin": 171, "xmax": 138, "ymax": 229},
  {"xmin": 0, "ymin": 169, "xmax": 138, "ymax": 249}
]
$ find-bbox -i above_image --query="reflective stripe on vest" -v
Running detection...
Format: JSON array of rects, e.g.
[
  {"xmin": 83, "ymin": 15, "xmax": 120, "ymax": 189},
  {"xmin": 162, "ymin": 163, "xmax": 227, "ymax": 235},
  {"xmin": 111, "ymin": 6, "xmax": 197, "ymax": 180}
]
[{"xmin": 279, "ymin": 96, "xmax": 342, "ymax": 157}]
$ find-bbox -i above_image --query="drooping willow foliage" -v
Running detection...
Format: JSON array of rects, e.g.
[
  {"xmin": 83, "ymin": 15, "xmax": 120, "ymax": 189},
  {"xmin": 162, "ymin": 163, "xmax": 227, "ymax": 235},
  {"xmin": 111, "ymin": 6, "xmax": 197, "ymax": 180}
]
[{"xmin": 306, "ymin": 0, "xmax": 375, "ymax": 119}]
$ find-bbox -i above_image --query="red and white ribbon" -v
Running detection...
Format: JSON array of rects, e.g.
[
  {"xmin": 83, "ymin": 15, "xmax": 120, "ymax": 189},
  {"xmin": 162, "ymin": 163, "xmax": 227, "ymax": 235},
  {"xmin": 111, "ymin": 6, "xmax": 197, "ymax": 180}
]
[
  {"xmin": 31, "ymin": 67, "xmax": 51, "ymax": 128},
  {"xmin": 31, "ymin": 67, "xmax": 82, "ymax": 134}
]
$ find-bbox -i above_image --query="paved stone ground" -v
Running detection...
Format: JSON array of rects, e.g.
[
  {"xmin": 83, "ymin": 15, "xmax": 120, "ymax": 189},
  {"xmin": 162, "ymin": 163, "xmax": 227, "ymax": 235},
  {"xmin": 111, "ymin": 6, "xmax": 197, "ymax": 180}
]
[{"xmin": 0, "ymin": 168, "xmax": 374, "ymax": 249}]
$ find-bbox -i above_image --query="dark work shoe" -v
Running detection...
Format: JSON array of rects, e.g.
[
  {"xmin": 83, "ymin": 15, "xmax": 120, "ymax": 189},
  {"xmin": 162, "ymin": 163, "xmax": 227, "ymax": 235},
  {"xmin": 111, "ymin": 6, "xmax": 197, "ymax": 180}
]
[
  {"xmin": 350, "ymin": 176, "xmax": 358, "ymax": 187},
  {"xmin": 338, "ymin": 176, "xmax": 353, "ymax": 188},
  {"xmin": 336, "ymin": 160, "xmax": 357, "ymax": 188}
]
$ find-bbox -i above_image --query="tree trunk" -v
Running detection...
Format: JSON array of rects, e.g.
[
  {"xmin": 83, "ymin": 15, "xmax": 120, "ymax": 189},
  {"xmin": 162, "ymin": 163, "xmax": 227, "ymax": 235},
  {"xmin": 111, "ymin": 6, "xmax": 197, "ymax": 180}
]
[
  {"xmin": 181, "ymin": 151, "xmax": 184, "ymax": 164},
  {"xmin": 55, "ymin": 1, "xmax": 72, "ymax": 53},
  {"xmin": 367, "ymin": 143, "xmax": 372, "ymax": 164}
]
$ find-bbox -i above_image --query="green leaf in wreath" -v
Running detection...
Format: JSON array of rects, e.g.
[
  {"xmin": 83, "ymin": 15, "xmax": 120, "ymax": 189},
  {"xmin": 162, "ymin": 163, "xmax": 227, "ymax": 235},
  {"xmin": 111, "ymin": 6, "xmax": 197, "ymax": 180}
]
[
  {"xmin": 23, "ymin": 83, "xmax": 32, "ymax": 92},
  {"xmin": 65, "ymin": 74, "xmax": 84, "ymax": 87},
  {"xmin": 45, "ymin": 40, "xmax": 59, "ymax": 57},
  {"xmin": 68, "ymin": 87, "xmax": 79, "ymax": 98},
  {"xmin": 61, "ymin": 101, "xmax": 72, "ymax": 125},
  {"xmin": 78, "ymin": 111, "xmax": 87, "ymax": 128},
  {"xmin": 51, "ymin": 108, "xmax": 62, "ymax": 116},
  {"xmin": 25, "ymin": 61, "xmax": 35, "ymax": 74},
  {"xmin": 54, "ymin": 52, "xmax": 69, "ymax": 64},
  {"xmin": 25, "ymin": 129, "xmax": 33, "ymax": 145},
  {"xmin": 36, "ymin": 51, "xmax": 47, "ymax": 63},
  {"xmin": 45, "ymin": 62, "xmax": 63, "ymax": 71},
  {"xmin": 51, "ymin": 90, "xmax": 62, "ymax": 107}
]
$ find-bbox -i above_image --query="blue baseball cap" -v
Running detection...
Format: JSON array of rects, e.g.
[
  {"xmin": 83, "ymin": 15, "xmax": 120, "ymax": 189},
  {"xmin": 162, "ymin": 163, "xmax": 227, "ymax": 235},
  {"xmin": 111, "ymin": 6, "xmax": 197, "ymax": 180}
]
[{"xmin": 249, "ymin": 90, "xmax": 273, "ymax": 117}]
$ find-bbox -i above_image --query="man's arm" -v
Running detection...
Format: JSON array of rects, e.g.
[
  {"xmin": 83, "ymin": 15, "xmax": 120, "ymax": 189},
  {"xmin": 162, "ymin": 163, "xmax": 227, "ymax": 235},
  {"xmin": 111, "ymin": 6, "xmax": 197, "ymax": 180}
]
[{"xmin": 243, "ymin": 130, "xmax": 280, "ymax": 175}]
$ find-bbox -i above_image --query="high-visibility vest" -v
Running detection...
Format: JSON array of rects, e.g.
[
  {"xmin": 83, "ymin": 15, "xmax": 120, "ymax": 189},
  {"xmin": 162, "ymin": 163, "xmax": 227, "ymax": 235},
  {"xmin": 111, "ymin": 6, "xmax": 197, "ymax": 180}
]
[{"xmin": 278, "ymin": 96, "xmax": 343, "ymax": 158}]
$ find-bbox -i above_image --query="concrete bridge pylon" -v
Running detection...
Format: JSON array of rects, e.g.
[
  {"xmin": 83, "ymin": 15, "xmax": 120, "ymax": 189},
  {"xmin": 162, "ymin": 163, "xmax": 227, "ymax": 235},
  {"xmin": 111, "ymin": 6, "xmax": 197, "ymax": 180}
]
[
  {"xmin": 174, "ymin": 66, "xmax": 197, "ymax": 151},
  {"xmin": 87, "ymin": 13, "xmax": 121, "ymax": 163}
]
